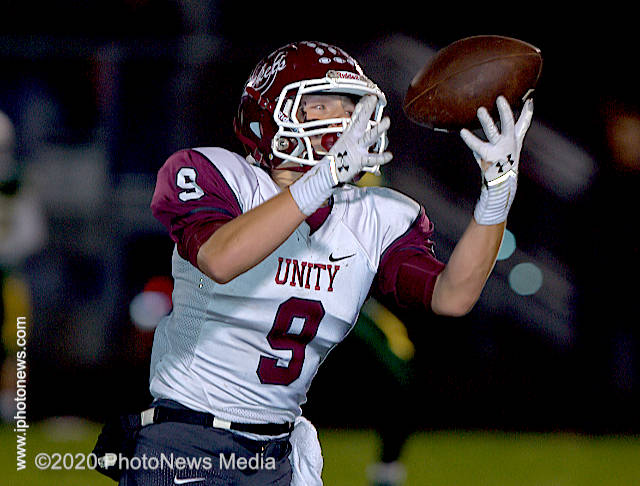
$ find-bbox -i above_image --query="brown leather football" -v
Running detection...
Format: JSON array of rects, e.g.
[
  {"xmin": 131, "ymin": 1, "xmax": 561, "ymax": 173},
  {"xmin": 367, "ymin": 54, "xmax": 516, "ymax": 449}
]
[{"xmin": 403, "ymin": 35, "xmax": 542, "ymax": 131}]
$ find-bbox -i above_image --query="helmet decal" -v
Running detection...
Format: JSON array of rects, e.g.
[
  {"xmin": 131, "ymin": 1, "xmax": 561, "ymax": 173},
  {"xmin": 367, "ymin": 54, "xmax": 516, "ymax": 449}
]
[{"xmin": 247, "ymin": 51, "xmax": 287, "ymax": 95}]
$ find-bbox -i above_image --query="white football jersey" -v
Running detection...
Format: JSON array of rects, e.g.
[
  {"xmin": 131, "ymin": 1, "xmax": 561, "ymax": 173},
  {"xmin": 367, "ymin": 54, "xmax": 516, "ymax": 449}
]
[{"xmin": 149, "ymin": 147, "xmax": 421, "ymax": 424}]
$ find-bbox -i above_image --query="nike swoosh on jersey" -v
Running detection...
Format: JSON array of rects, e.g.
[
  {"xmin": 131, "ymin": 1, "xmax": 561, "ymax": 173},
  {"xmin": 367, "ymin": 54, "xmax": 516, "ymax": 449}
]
[
  {"xmin": 328, "ymin": 252, "xmax": 355, "ymax": 262},
  {"xmin": 174, "ymin": 476, "xmax": 206, "ymax": 484}
]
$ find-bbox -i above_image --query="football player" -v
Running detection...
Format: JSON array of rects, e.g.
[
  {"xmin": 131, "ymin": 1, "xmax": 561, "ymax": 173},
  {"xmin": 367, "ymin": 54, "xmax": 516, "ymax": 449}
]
[{"xmin": 117, "ymin": 41, "xmax": 533, "ymax": 485}]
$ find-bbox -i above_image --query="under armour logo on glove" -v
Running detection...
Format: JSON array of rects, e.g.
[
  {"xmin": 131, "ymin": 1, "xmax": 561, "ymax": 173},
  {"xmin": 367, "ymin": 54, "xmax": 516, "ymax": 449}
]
[
  {"xmin": 334, "ymin": 151, "xmax": 349, "ymax": 172},
  {"xmin": 485, "ymin": 153, "xmax": 514, "ymax": 187},
  {"xmin": 495, "ymin": 154, "xmax": 514, "ymax": 174}
]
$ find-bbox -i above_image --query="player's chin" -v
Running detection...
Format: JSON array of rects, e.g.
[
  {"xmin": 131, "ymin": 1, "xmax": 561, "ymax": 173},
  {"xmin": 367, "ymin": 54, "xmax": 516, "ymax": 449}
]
[
  {"xmin": 311, "ymin": 142, "xmax": 332, "ymax": 160},
  {"xmin": 309, "ymin": 137, "xmax": 326, "ymax": 153}
]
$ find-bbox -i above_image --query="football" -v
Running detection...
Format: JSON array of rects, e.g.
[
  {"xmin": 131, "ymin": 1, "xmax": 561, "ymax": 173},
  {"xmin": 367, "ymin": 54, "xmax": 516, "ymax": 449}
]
[{"xmin": 403, "ymin": 35, "xmax": 542, "ymax": 131}]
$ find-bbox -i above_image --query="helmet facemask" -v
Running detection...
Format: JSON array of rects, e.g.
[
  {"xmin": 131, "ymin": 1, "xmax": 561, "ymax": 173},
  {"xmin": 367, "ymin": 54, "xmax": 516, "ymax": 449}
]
[{"xmin": 271, "ymin": 70, "xmax": 387, "ymax": 171}]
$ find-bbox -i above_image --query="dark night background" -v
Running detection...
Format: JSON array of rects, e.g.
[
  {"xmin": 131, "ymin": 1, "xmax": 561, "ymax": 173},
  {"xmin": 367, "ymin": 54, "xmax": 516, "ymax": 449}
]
[{"xmin": 1, "ymin": 1, "xmax": 638, "ymax": 437}]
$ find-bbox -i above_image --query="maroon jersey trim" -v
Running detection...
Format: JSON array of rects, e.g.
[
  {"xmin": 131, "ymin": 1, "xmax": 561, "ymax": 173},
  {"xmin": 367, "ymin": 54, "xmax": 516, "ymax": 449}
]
[
  {"xmin": 373, "ymin": 207, "xmax": 445, "ymax": 310},
  {"xmin": 151, "ymin": 149, "xmax": 244, "ymax": 267}
]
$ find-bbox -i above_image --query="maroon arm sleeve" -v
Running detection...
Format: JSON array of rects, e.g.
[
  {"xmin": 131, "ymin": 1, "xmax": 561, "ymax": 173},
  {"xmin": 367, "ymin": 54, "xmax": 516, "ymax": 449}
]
[
  {"xmin": 373, "ymin": 207, "xmax": 445, "ymax": 310},
  {"xmin": 150, "ymin": 149, "xmax": 243, "ymax": 267}
]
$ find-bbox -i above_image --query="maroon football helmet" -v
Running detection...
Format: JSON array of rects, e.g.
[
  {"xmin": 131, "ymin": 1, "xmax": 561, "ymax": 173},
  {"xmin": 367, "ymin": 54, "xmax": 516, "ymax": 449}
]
[{"xmin": 234, "ymin": 41, "xmax": 387, "ymax": 170}]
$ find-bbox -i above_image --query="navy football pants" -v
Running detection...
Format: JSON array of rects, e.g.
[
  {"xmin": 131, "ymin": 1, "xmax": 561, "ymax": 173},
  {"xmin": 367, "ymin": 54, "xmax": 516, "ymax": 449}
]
[{"xmin": 118, "ymin": 400, "xmax": 292, "ymax": 486}]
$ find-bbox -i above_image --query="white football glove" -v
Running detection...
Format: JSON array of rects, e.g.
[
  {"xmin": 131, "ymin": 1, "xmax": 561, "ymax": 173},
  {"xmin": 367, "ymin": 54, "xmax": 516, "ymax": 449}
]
[
  {"xmin": 326, "ymin": 94, "xmax": 392, "ymax": 184},
  {"xmin": 289, "ymin": 94, "xmax": 392, "ymax": 216},
  {"xmin": 460, "ymin": 96, "xmax": 533, "ymax": 225}
]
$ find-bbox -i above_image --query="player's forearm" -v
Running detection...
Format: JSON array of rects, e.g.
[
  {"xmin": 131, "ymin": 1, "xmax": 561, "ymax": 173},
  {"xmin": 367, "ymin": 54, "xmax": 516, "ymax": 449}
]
[
  {"xmin": 432, "ymin": 96, "xmax": 532, "ymax": 316},
  {"xmin": 430, "ymin": 218, "xmax": 504, "ymax": 316},
  {"xmin": 197, "ymin": 189, "xmax": 306, "ymax": 283}
]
